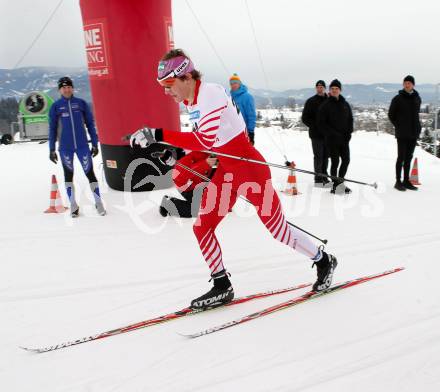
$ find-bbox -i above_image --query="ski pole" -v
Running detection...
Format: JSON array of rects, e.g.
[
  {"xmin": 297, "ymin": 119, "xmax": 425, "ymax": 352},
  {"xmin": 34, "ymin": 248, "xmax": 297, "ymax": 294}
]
[
  {"xmin": 197, "ymin": 148, "xmax": 378, "ymax": 189},
  {"xmin": 122, "ymin": 135, "xmax": 377, "ymax": 189},
  {"xmin": 175, "ymin": 161, "xmax": 328, "ymax": 245}
]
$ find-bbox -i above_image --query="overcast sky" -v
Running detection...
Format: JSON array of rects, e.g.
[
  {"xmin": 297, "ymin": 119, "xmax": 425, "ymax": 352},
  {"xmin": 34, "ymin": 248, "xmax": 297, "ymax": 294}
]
[{"xmin": 1, "ymin": 0, "xmax": 439, "ymax": 90}]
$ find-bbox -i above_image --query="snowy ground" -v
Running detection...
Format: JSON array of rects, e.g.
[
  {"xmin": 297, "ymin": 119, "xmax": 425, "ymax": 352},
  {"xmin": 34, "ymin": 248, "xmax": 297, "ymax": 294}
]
[{"xmin": 1, "ymin": 129, "xmax": 440, "ymax": 392}]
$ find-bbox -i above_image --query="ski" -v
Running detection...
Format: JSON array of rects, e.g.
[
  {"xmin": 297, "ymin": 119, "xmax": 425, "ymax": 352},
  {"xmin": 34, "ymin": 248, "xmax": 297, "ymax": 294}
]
[
  {"xmin": 20, "ymin": 281, "xmax": 311, "ymax": 353},
  {"xmin": 181, "ymin": 267, "xmax": 404, "ymax": 339}
]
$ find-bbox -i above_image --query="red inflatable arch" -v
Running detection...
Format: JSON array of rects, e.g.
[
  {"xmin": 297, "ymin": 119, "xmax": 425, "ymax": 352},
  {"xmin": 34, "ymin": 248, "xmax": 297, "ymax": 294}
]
[{"xmin": 79, "ymin": 0, "xmax": 180, "ymax": 191}]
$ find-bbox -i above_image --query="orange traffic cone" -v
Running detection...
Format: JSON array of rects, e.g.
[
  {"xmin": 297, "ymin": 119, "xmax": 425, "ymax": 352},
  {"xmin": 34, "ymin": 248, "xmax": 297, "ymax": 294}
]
[
  {"xmin": 283, "ymin": 161, "xmax": 300, "ymax": 196},
  {"xmin": 409, "ymin": 157, "xmax": 421, "ymax": 185},
  {"xmin": 44, "ymin": 175, "xmax": 68, "ymax": 213}
]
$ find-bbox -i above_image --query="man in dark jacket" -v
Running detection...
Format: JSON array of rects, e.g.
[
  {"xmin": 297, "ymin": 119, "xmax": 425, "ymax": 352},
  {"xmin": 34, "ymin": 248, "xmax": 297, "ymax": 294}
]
[
  {"xmin": 388, "ymin": 75, "xmax": 421, "ymax": 191},
  {"xmin": 317, "ymin": 79, "xmax": 353, "ymax": 194},
  {"xmin": 302, "ymin": 80, "xmax": 329, "ymax": 186}
]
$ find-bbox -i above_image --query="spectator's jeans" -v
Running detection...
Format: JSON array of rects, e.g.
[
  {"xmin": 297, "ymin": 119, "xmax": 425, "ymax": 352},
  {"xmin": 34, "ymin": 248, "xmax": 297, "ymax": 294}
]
[
  {"xmin": 396, "ymin": 138, "xmax": 417, "ymax": 181},
  {"xmin": 311, "ymin": 138, "xmax": 329, "ymax": 182}
]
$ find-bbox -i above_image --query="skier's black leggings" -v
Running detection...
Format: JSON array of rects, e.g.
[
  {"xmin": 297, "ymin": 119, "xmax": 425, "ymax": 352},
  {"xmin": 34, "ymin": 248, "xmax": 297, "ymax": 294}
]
[
  {"xmin": 396, "ymin": 138, "xmax": 417, "ymax": 181},
  {"xmin": 62, "ymin": 164, "xmax": 97, "ymax": 183},
  {"xmin": 59, "ymin": 148, "xmax": 98, "ymax": 183}
]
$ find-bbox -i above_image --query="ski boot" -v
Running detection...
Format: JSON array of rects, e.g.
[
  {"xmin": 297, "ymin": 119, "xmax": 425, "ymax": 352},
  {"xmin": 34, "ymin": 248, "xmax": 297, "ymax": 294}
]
[
  {"xmin": 70, "ymin": 201, "xmax": 79, "ymax": 218},
  {"xmin": 312, "ymin": 250, "xmax": 338, "ymax": 291},
  {"xmin": 190, "ymin": 270, "xmax": 234, "ymax": 310},
  {"xmin": 96, "ymin": 202, "xmax": 107, "ymax": 216}
]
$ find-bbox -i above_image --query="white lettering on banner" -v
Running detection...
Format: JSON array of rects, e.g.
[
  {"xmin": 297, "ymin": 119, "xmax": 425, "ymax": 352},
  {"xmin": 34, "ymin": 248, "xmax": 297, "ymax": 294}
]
[
  {"xmin": 84, "ymin": 28, "xmax": 102, "ymax": 47},
  {"xmin": 87, "ymin": 50, "xmax": 105, "ymax": 63},
  {"xmin": 83, "ymin": 20, "xmax": 111, "ymax": 80}
]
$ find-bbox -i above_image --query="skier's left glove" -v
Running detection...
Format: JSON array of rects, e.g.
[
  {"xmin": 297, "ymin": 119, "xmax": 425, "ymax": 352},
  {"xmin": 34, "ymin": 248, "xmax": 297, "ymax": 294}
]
[
  {"xmin": 49, "ymin": 150, "xmax": 58, "ymax": 164},
  {"xmin": 151, "ymin": 149, "xmax": 177, "ymax": 166},
  {"xmin": 130, "ymin": 127, "xmax": 163, "ymax": 148},
  {"xmin": 91, "ymin": 146, "xmax": 99, "ymax": 157}
]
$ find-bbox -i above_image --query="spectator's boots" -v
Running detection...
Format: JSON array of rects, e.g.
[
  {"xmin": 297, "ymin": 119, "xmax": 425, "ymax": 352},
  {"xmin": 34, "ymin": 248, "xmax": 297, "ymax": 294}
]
[
  {"xmin": 330, "ymin": 180, "xmax": 342, "ymax": 194},
  {"xmin": 315, "ymin": 177, "xmax": 331, "ymax": 188},
  {"xmin": 402, "ymin": 180, "xmax": 418, "ymax": 191},
  {"xmin": 190, "ymin": 270, "xmax": 234, "ymax": 310},
  {"xmin": 394, "ymin": 180, "xmax": 406, "ymax": 191}
]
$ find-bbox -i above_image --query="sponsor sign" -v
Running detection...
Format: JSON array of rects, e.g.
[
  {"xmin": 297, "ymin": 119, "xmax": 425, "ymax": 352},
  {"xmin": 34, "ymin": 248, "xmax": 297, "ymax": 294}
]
[
  {"xmin": 106, "ymin": 160, "xmax": 118, "ymax": 169},
  {"xmin": 84, "ymin": 19, "xmax": 112, "ymax": 80}
]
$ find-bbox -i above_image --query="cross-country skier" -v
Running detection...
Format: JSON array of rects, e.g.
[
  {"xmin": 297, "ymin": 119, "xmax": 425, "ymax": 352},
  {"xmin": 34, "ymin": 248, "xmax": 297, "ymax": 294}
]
[
  {"xmin": 49, "ymin": 76, "xmax": 106, "ymax": 217},
  {"xmin": 130, "ymin": 49, "xmax": 337, "ymax": 309}
]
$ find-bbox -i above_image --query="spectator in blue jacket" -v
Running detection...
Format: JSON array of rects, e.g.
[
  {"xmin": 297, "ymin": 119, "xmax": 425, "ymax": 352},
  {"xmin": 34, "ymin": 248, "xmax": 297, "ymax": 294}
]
[
  {"xmin": 230, "ymin": 73, "xmax": 257, "ymax": 145},
  {"xmin": 48, "ymin": 76, "xmax": 105, "ymax": 217}
]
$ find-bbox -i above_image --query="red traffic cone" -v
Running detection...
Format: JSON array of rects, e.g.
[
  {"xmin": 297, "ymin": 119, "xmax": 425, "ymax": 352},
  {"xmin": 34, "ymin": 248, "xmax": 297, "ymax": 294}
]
[
  {"xmin": 409, "ymin": 158, "xmax": 421, "ymax": 185},
  {"xmin": 44, "ymin": 175, "xmax": 68, "ymax": 213},
  {"xmin": 283, "ymin": 161, "xmax": 300, "ymax": 196}
]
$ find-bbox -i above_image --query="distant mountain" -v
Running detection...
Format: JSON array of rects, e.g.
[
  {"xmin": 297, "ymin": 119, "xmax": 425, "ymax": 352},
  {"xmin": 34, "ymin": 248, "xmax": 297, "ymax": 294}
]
[
  {"xmin": 1, "ymin": 67, "xmax": 438, "ymax": 107},
  {"xmin": 0, "ymin": 67, "xmax": 91, "ymax": 102},
  {"xmin": 249, "ymin": 83, "xmax": 440, "ymax": 107}
]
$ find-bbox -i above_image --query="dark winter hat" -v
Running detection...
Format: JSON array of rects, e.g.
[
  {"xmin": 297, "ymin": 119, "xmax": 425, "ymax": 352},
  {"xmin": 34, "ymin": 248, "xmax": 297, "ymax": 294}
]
[
  {"xmin": 315, "ymin": 80, "xmax": 326, "ymax": 88},
  {"xmin": 329, "ymin": 79, "xmax": 342, "ymax": 89},
  {"xmin": 58, "ymin": 76, "xmax": 73, "ymax": 89},
  {"xmin": 403, "ymin": 75, "xmax": 415, "ymax": 85}
]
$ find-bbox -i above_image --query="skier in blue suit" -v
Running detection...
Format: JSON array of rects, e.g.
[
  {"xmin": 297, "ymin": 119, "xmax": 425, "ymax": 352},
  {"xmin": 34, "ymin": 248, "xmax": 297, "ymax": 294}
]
[
  {"xmin": 48, "ymin": 76, "xmax": 106, "ymax": 217},
  {"xmin": 229, "ymin": 73, "xmax": 257, "ymax": 145}
]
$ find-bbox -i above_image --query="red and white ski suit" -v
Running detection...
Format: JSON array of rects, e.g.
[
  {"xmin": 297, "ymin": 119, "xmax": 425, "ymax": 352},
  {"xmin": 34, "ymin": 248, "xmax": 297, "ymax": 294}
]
[{"xmin": 162, "ymin": 81, "xmax": 320, "ymax": 275}]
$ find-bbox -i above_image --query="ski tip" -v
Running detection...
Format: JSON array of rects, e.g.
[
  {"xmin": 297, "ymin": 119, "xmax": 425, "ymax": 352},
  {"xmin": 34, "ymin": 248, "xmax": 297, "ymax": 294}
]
[
  {"xmin": 19, "ymin": 346, "xmax": 41, "ymax": 354},
  {"xmin": 176, "ymin": 332, "xmax": 199, "ymax": 339}
]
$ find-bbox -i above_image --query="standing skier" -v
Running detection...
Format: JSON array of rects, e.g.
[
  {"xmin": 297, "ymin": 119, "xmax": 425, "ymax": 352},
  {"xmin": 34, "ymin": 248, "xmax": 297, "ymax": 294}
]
[
  {"xmin": 130, "ymin": 49, "xmax": 337, "ymax": 309},
  {"xmin": 49, "ymin": 77, "xmax": 106, "ymax": 217}
]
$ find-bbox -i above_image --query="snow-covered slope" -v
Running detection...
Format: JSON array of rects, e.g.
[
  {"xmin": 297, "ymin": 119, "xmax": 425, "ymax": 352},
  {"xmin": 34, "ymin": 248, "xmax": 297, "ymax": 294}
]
[{"xmin": 1, "ymin": 129, "xmax": 440, "ymax": 391}]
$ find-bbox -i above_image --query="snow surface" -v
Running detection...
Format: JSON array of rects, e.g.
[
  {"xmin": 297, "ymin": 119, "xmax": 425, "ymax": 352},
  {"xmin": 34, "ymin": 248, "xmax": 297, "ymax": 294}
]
[{"xmin": 1, "ymin": 129, "xmax": 440, "ymax": 391}]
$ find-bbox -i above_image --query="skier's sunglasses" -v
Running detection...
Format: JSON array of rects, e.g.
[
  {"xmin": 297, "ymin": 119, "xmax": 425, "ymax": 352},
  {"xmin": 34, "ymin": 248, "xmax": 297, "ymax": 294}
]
[{"xmin": 157, "ymin": 76, "xmax": 177, "ymax": 87}]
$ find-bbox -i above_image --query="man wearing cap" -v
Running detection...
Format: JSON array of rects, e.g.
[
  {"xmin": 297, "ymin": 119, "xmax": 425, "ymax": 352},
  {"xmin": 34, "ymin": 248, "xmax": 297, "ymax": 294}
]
[
  {"xmin": 301, "ymin": 80, "xmax": 329, "ymax": 186},
  {"xmin": 229, "ymin": 74, "xmax": 257, "ymax": 145},
  {"xmin": 317, "ymin": 79, "xmax": 354, "ymax": 194},
  {"xmin": 388, "ymin": 75, "xmax": 421, "ymax": 191},
  {"xmin": 48, "ymin": 76, "xmax": 106, "ymax": 217}
]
